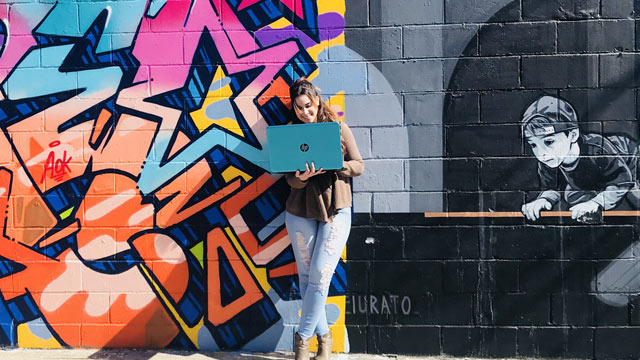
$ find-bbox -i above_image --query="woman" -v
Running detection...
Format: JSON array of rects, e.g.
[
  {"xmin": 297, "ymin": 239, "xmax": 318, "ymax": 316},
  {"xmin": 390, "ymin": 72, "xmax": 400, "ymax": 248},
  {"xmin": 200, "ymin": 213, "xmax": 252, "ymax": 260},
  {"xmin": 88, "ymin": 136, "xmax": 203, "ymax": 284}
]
[{"xmin": 285, "ymin": 78, "xmax": 364, "ymax": 360}]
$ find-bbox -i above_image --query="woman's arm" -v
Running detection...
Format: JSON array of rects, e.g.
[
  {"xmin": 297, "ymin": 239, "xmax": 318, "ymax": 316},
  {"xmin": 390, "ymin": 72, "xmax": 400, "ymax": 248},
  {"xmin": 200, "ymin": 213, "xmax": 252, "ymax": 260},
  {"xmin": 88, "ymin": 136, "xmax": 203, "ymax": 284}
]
[
  {"xmin": 286, "ymin": 173, "xmax": 308, "ymax": 189},
  {"xmin": 336, "ymin": 122, "xmax": 364, "ymax": 177}
]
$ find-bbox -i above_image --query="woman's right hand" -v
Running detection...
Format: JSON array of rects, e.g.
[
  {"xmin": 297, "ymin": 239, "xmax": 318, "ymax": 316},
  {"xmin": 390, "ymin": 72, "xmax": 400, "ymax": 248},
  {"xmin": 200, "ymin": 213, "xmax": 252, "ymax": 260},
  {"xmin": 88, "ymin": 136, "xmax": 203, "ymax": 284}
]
[{"xmin": 296, "ymin": 162, "xmax": 325, "ymax": 182}]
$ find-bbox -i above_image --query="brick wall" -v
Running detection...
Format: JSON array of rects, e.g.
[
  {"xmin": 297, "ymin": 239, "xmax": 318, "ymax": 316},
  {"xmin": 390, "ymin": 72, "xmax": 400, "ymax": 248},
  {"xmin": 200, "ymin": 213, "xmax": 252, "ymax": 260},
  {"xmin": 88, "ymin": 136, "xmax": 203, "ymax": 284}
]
[
  {"xmin": 346, "ymin": 0, "xmax": 640, "ymax": 358},
  {"xmin": 2, "ymin": 0, "xmax": 640, "ymax": 357},
  {"xmin": 0, "ymin": 0, "xmax": 354, "ymax": 352}
]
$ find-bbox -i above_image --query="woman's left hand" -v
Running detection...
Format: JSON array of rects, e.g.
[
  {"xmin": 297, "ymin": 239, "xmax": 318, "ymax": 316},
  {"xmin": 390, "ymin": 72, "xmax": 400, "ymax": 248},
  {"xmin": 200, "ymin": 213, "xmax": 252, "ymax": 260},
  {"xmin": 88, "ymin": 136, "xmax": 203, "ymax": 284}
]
[{"xmin": 296, "ymin": 162, "xmax": 325, "ymax": 181}]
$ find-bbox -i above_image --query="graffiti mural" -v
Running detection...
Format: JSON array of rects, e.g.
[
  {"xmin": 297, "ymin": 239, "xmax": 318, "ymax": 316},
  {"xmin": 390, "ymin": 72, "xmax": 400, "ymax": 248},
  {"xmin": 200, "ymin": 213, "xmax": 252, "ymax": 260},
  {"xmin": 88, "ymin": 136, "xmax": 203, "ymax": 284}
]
[
  {"xmin": 521, "ymin": 95, "xmax": 640, "ymax": 222},
  {"xmin": 0, "ymin": 0, "xmax": 349, "ymax": 351}
]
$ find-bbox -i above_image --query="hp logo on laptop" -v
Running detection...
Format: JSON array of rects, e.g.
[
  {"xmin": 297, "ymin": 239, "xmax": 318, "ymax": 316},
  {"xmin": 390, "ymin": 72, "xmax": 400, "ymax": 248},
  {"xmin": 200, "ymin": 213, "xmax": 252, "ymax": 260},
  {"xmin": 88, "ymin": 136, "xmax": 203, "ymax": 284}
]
[{"xmin": 300, "ymin": 143, "xmax": 309, "ymax": 152}]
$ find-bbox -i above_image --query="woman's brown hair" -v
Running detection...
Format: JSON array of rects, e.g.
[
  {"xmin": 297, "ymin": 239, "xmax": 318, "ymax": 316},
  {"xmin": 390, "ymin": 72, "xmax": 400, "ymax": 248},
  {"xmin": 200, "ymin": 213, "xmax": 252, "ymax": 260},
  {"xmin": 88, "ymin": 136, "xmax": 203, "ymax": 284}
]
[{"xmin": 289, "ymin": 78, "xmax": 346, "ymax": 153}]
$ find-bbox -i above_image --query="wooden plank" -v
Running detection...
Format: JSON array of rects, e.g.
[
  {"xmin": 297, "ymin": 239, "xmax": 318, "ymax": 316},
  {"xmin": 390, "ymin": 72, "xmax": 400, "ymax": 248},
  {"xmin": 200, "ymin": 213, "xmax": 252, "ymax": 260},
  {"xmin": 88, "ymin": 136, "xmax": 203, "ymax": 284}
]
[{"xmin": 424, "ymin": 211, "xmax": 640, "ymax": 218}]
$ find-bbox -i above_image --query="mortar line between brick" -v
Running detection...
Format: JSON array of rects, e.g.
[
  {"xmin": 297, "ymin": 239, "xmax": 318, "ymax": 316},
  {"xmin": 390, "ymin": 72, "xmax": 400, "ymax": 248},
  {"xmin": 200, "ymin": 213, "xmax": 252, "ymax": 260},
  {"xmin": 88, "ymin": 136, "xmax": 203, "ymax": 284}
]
[
  {"xmin": 599, "ymin": 0, "xmax": 603, "ymax": 17},
  {"xmin": 520, "ymin": 0, "xmax": 523, "ymax": 21}
]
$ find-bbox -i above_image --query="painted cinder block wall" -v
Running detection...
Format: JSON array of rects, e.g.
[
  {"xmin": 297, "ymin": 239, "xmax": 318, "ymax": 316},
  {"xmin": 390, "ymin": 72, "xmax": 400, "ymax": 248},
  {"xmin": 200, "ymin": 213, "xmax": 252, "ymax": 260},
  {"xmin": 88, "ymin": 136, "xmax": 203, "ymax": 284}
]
[
  {"xmin": 1, "ymin": 0, "xmax": 640, "ymax": 358},
  {"xmin": 0, "ymin": 0, "xmax": 355, "ymax": 351},
  {"xmin": 345, "ymin": 0, "xmax": 640, "ymax": 359}
]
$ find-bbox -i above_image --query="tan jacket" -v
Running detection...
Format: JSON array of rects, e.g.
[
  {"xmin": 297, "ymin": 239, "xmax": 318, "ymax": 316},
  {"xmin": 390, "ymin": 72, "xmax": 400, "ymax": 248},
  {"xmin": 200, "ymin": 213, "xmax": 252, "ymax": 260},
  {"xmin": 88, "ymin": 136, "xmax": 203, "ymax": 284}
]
[{"xmin": 285, "ymin": 122, "xmax": 364, "ymax": 222}]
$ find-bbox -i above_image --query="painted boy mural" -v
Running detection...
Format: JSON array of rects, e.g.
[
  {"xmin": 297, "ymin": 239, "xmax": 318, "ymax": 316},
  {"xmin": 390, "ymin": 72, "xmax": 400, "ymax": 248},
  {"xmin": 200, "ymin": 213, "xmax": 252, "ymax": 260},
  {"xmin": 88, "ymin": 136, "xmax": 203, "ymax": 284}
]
[{"xmin": 521, "ymin": 95, "xmax": 640, "ymax": 221}]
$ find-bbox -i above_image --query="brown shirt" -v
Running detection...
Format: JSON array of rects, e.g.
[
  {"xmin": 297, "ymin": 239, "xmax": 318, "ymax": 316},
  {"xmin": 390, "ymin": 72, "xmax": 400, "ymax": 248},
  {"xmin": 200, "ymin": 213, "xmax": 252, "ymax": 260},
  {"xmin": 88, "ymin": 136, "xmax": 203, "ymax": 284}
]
[{"xmin": 285, "ymin": 122, "xmax": 364, "ymax": 222}]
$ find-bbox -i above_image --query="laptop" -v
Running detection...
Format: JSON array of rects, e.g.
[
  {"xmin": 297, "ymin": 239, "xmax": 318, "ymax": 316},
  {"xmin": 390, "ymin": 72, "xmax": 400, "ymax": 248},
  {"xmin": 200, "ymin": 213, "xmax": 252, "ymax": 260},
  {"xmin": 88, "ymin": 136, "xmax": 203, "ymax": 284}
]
[{"xmin": 267, "ymin": 122, "xmax": 343, "ymax": 173}]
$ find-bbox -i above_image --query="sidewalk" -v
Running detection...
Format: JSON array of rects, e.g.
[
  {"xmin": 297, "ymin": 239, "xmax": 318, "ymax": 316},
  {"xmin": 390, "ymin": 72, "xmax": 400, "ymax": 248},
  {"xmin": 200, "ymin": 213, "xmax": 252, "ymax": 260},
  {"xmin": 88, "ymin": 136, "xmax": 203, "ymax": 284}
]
[{"xmin": 0, "ymin": 349, "xmax": 525, "ymax": 360}]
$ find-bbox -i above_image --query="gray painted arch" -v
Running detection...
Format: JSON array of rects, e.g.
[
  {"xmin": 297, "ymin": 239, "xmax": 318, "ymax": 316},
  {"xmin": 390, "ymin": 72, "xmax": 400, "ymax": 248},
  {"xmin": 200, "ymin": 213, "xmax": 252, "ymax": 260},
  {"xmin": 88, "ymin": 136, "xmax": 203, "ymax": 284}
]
[{"xmin": 344, "ymin": 0, "xmax": 513, "ymax": 212}]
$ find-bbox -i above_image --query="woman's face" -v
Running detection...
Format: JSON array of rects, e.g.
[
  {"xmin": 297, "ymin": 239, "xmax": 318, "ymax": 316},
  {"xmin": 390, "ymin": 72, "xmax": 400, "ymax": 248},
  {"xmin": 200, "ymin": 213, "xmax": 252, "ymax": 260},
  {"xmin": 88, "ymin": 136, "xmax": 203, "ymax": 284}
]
[{"xmin": 293, "ymin": 94, "xmax": 319, "ymax": 123}]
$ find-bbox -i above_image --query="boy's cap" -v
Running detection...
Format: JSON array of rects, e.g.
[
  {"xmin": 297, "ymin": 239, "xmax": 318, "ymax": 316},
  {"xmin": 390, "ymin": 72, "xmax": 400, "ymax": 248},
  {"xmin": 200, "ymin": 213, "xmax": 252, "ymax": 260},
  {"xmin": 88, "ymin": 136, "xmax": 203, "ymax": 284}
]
[{"xmin": 522, "ymin": 95, "xmax": 578, "ymax": 137}]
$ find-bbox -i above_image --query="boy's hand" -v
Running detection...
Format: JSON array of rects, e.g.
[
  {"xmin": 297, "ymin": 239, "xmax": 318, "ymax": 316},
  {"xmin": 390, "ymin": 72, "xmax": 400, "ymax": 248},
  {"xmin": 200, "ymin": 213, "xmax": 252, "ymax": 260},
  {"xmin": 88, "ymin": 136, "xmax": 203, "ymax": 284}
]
[
  {"xmin": 569, "ymin": 200, "xmax": 601, "ymax": 221},
  {"xmin": 521, "ymin": 199, "xmax": 552, "ymax": 221}
]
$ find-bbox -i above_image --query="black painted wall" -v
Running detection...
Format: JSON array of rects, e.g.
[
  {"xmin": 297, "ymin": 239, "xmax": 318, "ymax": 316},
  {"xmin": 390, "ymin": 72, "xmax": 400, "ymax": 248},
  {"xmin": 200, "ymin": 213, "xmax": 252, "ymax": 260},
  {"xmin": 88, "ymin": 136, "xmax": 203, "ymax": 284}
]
[{"xmin": 346, "ymin": 0, "xmax": 640, "ymax": 358}]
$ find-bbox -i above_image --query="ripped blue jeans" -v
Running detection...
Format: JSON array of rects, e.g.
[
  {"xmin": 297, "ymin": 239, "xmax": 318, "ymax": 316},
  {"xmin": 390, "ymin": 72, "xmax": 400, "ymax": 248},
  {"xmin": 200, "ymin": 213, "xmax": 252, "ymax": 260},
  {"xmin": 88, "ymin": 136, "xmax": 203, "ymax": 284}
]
[{"xmin": 285, "ymin": 208, "xmax": 351, "ymax": 340}]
